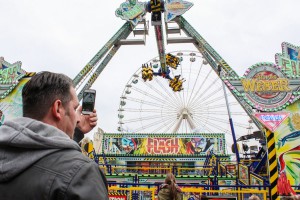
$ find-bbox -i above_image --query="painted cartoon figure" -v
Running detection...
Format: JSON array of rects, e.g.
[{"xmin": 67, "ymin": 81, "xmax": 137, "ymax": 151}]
[
  {"xmin": 277, "ymin": 131, "xmax": 300, "ymax": 196},
  {"xmin": 277, "ymin": 130, "xmax": 300, "ymax": 148},
  {"xmin": 186, "ymin": 137, "xmax": 214, "ymax": 154},
  {"xmin": 119, "ymin": 137, "xmax": 138, "ymax": 154},
  {"xmin": 287, "ymin": 47, "xmax": 300, "ymax": 61}
]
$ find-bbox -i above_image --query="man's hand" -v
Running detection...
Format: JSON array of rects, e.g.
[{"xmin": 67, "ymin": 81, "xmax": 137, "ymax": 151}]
[{"xmin": 76, "ymin": 106, "xmax": 98, "ymax": 134}]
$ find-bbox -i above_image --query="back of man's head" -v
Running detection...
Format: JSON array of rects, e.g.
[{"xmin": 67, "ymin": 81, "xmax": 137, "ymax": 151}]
[{"xmin": 22, "ymin": 71, "xmax": 74, "ymax": 120}]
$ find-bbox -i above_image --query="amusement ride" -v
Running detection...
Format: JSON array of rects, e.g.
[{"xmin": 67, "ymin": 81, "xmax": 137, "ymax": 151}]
[{"xmin": 1, "ymin": 0, "xmax": 300, "ymax": 200}]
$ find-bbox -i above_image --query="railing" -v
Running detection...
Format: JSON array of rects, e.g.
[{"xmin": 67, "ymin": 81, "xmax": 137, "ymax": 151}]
[
  {"xmin": 101, "ymin": 164, "xmax": 220, "ymax": 176},
  {"xmin": 109, "ymin": 186, "xmax": 155, "ymax": 200},
  {"xmin": 107, "ymin": 182, "xmax": 270, "ymax": 200},
  {"xmin": 111, "ymin": 166, "xmax": 172, "ymax": 175},
  {"xmin": 177, "ymin": 167, "xmax": 214, "ymax": 176}
]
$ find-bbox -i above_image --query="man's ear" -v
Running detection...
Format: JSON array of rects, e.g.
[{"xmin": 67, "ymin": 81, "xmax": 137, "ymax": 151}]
[{"xmin": 52, "ymin": 99, "xmax": 63, "ymax": 120}]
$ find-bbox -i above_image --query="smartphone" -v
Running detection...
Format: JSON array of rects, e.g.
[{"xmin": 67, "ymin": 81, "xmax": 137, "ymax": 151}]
[{"xmin": 82, "ymin": 89, "xmax": 96, "ymax": 115}]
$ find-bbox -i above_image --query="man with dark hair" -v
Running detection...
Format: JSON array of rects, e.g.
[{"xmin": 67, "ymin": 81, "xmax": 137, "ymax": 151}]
[{"xmin": 0, "ymin": 71, "xmax": 108, "ymax": 199}]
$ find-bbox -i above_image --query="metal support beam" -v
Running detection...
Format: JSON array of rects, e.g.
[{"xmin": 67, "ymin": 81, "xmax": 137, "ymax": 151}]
[
  {"xmin": 73, "ymin": 22, "xmax": 133, "ymax": 87},
  {"xmin": 154, "ymin": 25, "xmax": 167, "ymax": 73},
  {"xmin": 166, "ymin": 28, "xmax": 181, "ymax": 34},
  {"xmin": 172, "ymin": 115, "xmax": 183, "ymax": 133},
  {"xmin": 77, "ymin": 45, "xmax": 121, "ymax": 101},
  {"xmin": 118, "ymin": 39, "xmax": 145, "ymax": 45},
  {"xmin": 175, "ymin": 16, "xmax": 239, "ymax": 78},
  {"xmin": 186, "ymin": 114, "xmax": 196, "ymax": 130},
  {"xmin": 167, "ymin": 37, "xmax": 195, "ymax": 44}
]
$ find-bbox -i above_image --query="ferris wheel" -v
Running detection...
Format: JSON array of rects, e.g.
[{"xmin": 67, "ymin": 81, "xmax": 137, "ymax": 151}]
[{"xmin": 117, "ymin": 50, "xmax": 251, "ymax": 136}]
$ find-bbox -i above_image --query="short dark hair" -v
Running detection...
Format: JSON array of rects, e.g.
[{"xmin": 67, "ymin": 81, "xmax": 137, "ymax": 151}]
[{"xmin": 22, "ymin": 71, "xmax": 74, "ymax": 120}]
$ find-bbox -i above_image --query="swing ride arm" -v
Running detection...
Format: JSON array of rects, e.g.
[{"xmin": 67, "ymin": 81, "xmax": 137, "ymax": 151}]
[
  {"xmin": 175, "ymin": 16, "xmax": 239, "ymax": 78},
  {"xmin": 150, "ymin": 0, "xmax": 167, "ymax": 74},
  {"xmin": 77, "ymin": 45, "xmax": 121, "ymax": 101},
  {"xmin": 73, "ymin": 22, "xmax": 133, "ymax": 88},
  {"xmin": 154, "ymin": 24, "xmax": 167, "ymax": 74}
]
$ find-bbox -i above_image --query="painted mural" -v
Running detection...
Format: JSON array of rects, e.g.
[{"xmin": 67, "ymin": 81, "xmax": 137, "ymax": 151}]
[
  {"xmin": 103, "ymin": 133, "xmax": 226, "ymax": 155},
  {"xmin": 0, "ymin": 78, "xmax": 31, "ymax": 122},
  {"xmin": 272, "ymin": 42, "xmax": 300, "ymax": 195},
  {"xmin": 0, "ymin": 58, "xmax": 32, "ymax": 124},
  {"xmin": 274, "ymin": 99, "xmax": 300, "ymax": 191}
]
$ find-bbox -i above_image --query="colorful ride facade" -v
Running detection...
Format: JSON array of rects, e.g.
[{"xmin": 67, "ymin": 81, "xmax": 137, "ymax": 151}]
[{"xmin": 1, "ymin": 0, "xmax": 300, "ymax": 199}]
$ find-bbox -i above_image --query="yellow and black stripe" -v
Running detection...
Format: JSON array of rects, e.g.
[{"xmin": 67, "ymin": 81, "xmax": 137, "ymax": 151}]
[
  {"xmin": 219, "ymin": 60, "xmax": 231, "ymax": 73},
  {"xmin": 150, "ymin": 0, "xmax": 161, "ymax": 12},
  {"xmin": 266, "ymin": 129, "xmax": 279, "ymax": 200},
  {"xmin": 80, "ymin": 64, "xmax": 93, "ymax": 76},
  {"xmin": 108, "ymin": 192, "xmax": 126, "ymax": 196},
  {"xmin": 25, "ymin": 72, "xmax": 36, "ymax": 77}
]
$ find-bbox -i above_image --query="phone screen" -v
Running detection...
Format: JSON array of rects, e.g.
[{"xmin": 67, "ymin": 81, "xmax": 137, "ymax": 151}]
[{"xmin": 82, "ymin": 90, "xmax": 96, "ymax": 114}]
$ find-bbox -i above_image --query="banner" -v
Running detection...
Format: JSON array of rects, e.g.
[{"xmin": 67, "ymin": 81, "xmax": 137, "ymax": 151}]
[{"xmin": 103, "ymin": 133, "xmax": 226, "ymax": 155}]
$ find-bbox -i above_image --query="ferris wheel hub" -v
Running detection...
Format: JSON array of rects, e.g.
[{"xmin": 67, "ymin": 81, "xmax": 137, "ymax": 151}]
[{"xmin": 177, "ymin": 108, "xmax": 192, "ymax": 120}]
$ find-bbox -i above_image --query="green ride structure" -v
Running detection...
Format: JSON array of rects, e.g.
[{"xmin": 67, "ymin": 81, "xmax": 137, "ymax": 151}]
[{"xmin": 1, "ymin": 1, "xmax": 300, "ymax": 199}]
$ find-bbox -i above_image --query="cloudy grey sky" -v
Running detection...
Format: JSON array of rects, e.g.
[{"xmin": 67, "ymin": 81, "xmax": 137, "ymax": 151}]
[{"xmin": 1, "ymin": 0, "xmax": 299, "ymax": 143}]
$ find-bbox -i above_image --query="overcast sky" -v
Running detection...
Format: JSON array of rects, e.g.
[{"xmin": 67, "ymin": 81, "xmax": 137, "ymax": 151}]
[{"xmin": 1, "ymin": 0, "xmax": 299, "ymax": 143}]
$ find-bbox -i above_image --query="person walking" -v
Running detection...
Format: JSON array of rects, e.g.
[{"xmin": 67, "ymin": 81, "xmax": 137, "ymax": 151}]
[{"xmin": 158, "ymin": 173, "xmax": 183, "ymax": 200}]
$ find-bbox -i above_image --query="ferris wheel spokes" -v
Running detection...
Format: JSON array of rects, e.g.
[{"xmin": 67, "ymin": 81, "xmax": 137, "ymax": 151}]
[
  {"xmin": 189, "ymin": 75, "xmax": 220, "ymax": 109},
  {"xmin": 185, "ymin": 60, "xmax": 204, "ymax": 106},
  {"xmin": 139, "ymin": 78, "xmax": 182, "ymax": 109},
  {"xmin": 187, "ymin": 68, "xmax": 213, "ymax": 107},
  {"xmin": 118, "ymin": 51, "xmax": 254, "ymax": 135}
]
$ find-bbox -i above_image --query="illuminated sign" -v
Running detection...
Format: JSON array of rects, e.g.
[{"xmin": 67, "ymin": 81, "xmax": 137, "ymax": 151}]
[
  {"xmin": 103, "ymin": 133, "xmax": 226, "ymax": 155},
  {"xmin": 0, "ymin": 65, "xmax": 22, "ymax": 83},
  {"xmin": 254, "ymin": 112, "xmax": 290, "ymax": 132},
  {"xmin": 241, "ymin": 78, "xmax": 290, "ymax": 93},
  {"xmin": 226, "ymin": 64, "xmax": 300, "ymax": 112},
  {"xmin": 146, "ymin": 138, "xmax": 180, "ymax": 154},
  {"xmin": 164, "ymin": 0, "xmax": 193, "ymax": 22},
  {"xmin": 242, "ymin": 63, "xmax": 294, "ymax": 110},
  {"xmin": 276, "ymin": 42, "xmax": 300, "ymax": 76},
  {"xmin": 0, "ymin": 57, "xmax": 25, "ymax": 84},
  {"xmin": 223, "ymin": 42, "xmax": 300, "ymax": 112},
  {"xmin": 115, "ymin": 0, "xmax": 146, "ymax": 25},
  {"xmin": 0, "ymin": 58, "xmax": 26, "ymax": 99}
]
